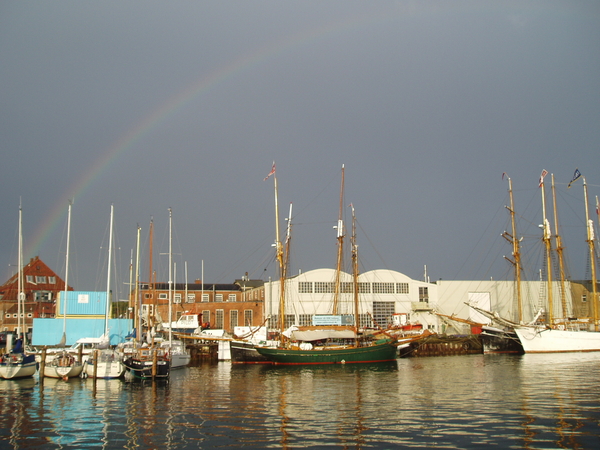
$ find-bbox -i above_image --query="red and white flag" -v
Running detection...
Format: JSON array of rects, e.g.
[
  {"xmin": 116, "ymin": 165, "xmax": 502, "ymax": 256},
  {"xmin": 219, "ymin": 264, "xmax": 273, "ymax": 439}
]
[
  {"xmin": 263, "ymin": 162, "xmax": 276, "ymax": 181},
  {"xmin": 538, "ymin": 169, "xmax": 548, "ymax": 187}
]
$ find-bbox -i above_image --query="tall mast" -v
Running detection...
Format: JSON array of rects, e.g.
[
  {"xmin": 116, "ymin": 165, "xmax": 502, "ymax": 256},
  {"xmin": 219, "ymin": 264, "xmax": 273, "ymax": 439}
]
[
  {"xmin": 540, "ymin": 172, "xmax": 554, "ymax": 325},
  {"xmin": 283, "ymin": 203, "xmax": 293, "ymax": 288},
  {"xmin": 61, "ymin": 201, "xmax": 72, "ymax": 345},
  {"xmin": 168, "ymin": 208, "xmax": 173, "ymax": 344},
  {"xmin": 551, "ymin": 174, "xmax": 569, "ymax": 320},
  {"xmin": 105, "ymin": 204, "xmax": 114, "ymax": 337},
  {"xmin": 332, "ymin": 164, "xmax": 345, "ymax": 315},
  {"xmin": 134, "ymin": 225, "xmax": 141, "ymax": 344},
  {"xmin": 17, "ymin": 201, "xmax": 24, "ymax": 343},
  {"xmin": 148, "ymin": 218, "xmax": 155, "ymax": 313},
  {"xmin": 583, "ymin": 177, "xmax": 598, "ymax": 329},
  {"xmin": 502, "ymin": 176, "xmax": 523, "ymax": 323},
  {"xmin": 350, "ymin": 203, "xmax": 360, "ymax": 339}
]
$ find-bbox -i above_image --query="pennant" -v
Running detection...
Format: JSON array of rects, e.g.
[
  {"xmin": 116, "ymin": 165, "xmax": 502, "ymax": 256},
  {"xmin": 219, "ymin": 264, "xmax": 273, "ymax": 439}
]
[
  {"xmin": 263, "ymin": 162, "xmax": 276, "ymax": 181},
  {"xmin": 538, "ymin": 169, "xmax": 548, "ymax": 188},
  {"xmin": 502, "ymin": 172, "xmax": 507, "ymax": 181},
  {"xmin": 568, "ymin": 168, "xmax": 581, "ymax": 188}
]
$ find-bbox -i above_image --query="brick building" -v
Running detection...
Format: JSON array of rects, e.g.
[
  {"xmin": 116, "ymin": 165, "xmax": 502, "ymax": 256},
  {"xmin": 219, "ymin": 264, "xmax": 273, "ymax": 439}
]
[
  {"xmin": 0, "ymin": 256, "xmax": 71, "ymax": 334},
  {"xmin": 134, "ymin": 277, "xmax": 265, "ymax": 334}
]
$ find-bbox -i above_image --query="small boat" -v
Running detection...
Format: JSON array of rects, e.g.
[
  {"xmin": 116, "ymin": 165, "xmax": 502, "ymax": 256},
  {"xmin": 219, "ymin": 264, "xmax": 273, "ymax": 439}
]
[
  {"xmin": 0, "ymin": 350, "xmax": 38, "ymax": 380},
  {"xmin": 159, "ymin": 339, "xmax": 190, "ymax": 369},
  {"xmin": 84, "ymin": 349, "xmax": 125, "ymax": 379},
  {"xmin": 122, "ymin": 346, "xmax": 170, "ymax": 379},
  {"xmin": 0, "ymin": 205, "xmax": 38, "ymax": 379},
  {"xmin": 479, "ymin": 326, "xmax": 523, "ymax": 354},
  {"xmin": 43, "ymin": 351, "xmax": 84, "ymax": 380}
]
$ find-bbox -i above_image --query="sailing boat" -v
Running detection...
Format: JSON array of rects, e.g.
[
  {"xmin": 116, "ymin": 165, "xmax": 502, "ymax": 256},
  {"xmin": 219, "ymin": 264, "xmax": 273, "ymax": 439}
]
[
  {"xmin": 256, "ymin": 165, "xmax": 398, "ymax": 365},
  {"xmin": 476, "ymin": 175, "xmax": 524, "ymax": 354},
  {"xmin": 85, "ymin": 204, "xmax": 125, "ymax": 379},
  {"xmin": 513, "ymin": 171, "xmax": 600, "ymax": 352},
  {"xmin": 0, "ymin": 203, "xmax": 38, "ymax": 379},
  {"xmin": 44, "ymin": 201, "xmax": 84, "ymax": 380},
  {"xmin": 229, "ymin": 163, "xmax": 286, "ymax": 364},
  {"xmin": 159, "ymin": 208, "xmax": 190, "ymax": 369},
  {"xmin": 122, "ymin": 222, "xmax": 171, "ymax": 379}
]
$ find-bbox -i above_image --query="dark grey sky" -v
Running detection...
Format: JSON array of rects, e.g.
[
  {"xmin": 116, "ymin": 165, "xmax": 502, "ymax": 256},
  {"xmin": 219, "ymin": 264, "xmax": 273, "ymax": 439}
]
[{"xmin": 1, "ymin": 1, "xmax": 599, "ymax": 300}]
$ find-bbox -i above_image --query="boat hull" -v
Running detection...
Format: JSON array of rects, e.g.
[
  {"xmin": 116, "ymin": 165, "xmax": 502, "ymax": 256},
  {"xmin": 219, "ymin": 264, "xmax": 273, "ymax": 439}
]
[
  {"xmin": 122, "ymin": 357, "xmax": 170, "ymax": 379},
  {"xmin": 230, "ymin": 341, "xmax": 272, "ymax": 364},
  {"xmin": 0, "ymin": 354, "xmax": 38, "ymax": 379},
  {"xmin": 44, "ymin": 363, "xmax": 83, "ymax": 379},
  {"xmin": 170, "ymin": 353, "xmax": 191, "ymax": 369},
  {"xmin": 256, "ymin": 340, "xmax": 397, "ymax": 365},
  {"xmin": 515, "ymin": 327, "xmax": 600, "ymax": 353},
  {"xmin": 480, "ymin": 326, "xmax": 523, "ymax": 354}
]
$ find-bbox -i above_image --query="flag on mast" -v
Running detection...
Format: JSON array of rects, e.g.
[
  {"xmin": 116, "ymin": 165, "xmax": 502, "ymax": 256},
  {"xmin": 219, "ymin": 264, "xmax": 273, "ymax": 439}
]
[
  {"xmin": 538, "ymin": 169, "xmax": 548, "ymax": 187},
  {"xmin": 567, "ymin": 168, "xmax": 581, "ymax": 188},
  {"xmin": 263, "ymin": 162, "xmax": 276, "ymax": 181}
]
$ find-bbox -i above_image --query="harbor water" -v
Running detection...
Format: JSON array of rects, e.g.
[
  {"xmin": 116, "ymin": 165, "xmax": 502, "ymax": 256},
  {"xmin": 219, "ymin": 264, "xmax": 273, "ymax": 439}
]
[{"xmin": 1, "ymin": 353, "xmax": 599, "ymax": 449}]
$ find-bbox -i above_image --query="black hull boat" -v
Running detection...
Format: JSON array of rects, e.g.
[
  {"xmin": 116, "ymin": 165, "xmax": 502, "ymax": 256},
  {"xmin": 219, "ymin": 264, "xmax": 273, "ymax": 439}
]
[
  {"xmin": 480, "ymin": 326, "xmax": 523, "ymax": 354},
  {"xmin": 122, "ymin": 348, "xmax": 170, "ymax": 379},
  {"xmin": 230, "ymin": 341, "xmax": 272, "ymax": 364}
]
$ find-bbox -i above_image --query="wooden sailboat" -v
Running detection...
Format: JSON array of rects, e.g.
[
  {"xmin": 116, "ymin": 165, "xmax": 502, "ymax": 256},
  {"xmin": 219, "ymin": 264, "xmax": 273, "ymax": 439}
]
[
  {"xmin": 161, "ymin": 208, "xmax": 190, "ymax": 369},
  {"xmin": 477, "ymin": 175, "xmax": 524, "ymax": 354},
  {"xmin": 256, "ymin": 165, "xmax": 398, "ymax": 365},
  {"xmin": 514, "ymin": 171, "xmax": 600, "ymax": 352},
  {"xmin": 122, "ymin": 222, "xmax": 171, "ymax": 379},
  {"xmin": 0, "ymin": 203, "xmax": 38, "ymax": 379},
  {"xmin": 230, "ymin": 165, "xmax": 286, "ymax": 363},
  {"xmin": 85, "ymin": 204, "xmax": 125, "ymax": 379},
  {"xmin": 43, "ymin": 201, "xmax": 84, "ymax": 380}
]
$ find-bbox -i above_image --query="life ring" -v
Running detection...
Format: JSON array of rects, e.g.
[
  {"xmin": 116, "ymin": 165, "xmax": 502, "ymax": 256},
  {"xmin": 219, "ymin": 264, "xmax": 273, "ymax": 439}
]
[{"xmin": 462, "ymin": 342, "xmax": 470, "ymax": 351}]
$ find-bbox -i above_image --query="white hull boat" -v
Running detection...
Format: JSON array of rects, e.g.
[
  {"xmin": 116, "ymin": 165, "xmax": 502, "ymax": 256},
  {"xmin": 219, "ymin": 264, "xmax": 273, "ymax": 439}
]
[
  {"xmin": 515, "ymin": 327, "xmax": 600, "ymax": 353},
  {"xmin": 0, "ymin": 354, "xmax": 38, "ymax": 379},
  {"xmin": 84, "ymin": 350, "xmax": 125, "ymax": 379},
  {"xmin": 43, "ymin": 352, "xmax": 84, "ymax": 380}
]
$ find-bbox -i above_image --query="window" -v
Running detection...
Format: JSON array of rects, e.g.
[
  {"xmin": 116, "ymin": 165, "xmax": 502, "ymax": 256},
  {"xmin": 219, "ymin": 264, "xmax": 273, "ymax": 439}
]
[
  {"xmin": 174, "ymin": 294, "xmax": 182, "ymax": 304},
  {"xmin": 230, "ymin": 310, "xmax": 239, "ymax": 328},
  {"xmin": 419, "ymin": 287, "xmax": 429, "ymax": 303},
  {"xmin": 244, "ymin": 310, "xmax": 253, "ymax": 327},
  {"xmin": 284, "ymin": 314, "xmax": 295, "ymax": 328},
  {"xmin": 215, "ymin": 294, "xmax": 223, "ymax": 302},
  {"xmin": 298, "ymin": 314, "xmax": 312, "ymax": 326},
  {"xmin": 358, "ymin": 313, "xmax": 372, "ymax": 329},
  {"xmin": 372, "ymin": 301, "xmax": 395, "ymax": 328},
  {"xmin": 358, "ymin": 282, "xmax": 371, "ymax": 293},
  {"xmin": 582, "ymin": 294, "xmax": 587, "ymax": 303},
  {"xmin": 48, "ymin": 276, "xmax": 56, "ymax": 284},
  {"xmin": 145, "ymin": 293, "xmax": 152, "ymax": 299},
  {"xmin": 215, "ymin": 310, "xmax": 224, "ymax": 329},
  {"xmin": 269, "ymin": 315, "xmax": 278, "ymax": 329},
  {"xmin": 202, "ymin": 293, "xmax": 209, "ymax": 302},
  {"xmin": 202, "ymin": 310, "xmax": 210, "ymax": 325},
  {"xmin": 373, "ymin": 282, "xmax": 394, "ymax": 294},
  {"xmin": 298, "ymin": 282, "xmax": 313, "ymax": 293},
  {"xmin": 341, "ymin": 282, "xmax": 354, "ymax": 293},
  {"xmin": 187, "ymin": 294, "xmax": 195, "ymax": 303},
  {"xmin": 26, "ymin": 275, "xmax": 34, "ymax": 284},
  {"xmin": 396, "ymin": 283, "xmax": 409, "ymax": 294},
  {"xmin": 315, "ymin": 282, "xmax": 334, "ymax": 293},
  {"xmin": 36, "ymin": 276, "xmax": 46, "ymax": 284},
  {"xmin": 158, "ymin": 293, "xmax": 168, "ymax": 300},
  {"xmin": 228, "ymin": 294, "xmax": 236, "ymax": 302}
]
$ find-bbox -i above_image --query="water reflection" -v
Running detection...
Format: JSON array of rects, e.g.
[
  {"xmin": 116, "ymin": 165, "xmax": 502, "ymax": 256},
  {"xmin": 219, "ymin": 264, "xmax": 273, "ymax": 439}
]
[{"xmin": 0, "ymin": 355, "xmax": 598, "ymax": 449}]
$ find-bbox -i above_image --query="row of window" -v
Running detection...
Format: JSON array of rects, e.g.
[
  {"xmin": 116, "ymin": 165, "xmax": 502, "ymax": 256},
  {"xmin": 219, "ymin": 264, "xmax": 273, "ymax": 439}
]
[
  {"xmin": 153, "ymin": 293, "xmax": 239, "ymax": 303},
  {"xmin": 26, "ymin": 276, "xmax": 56, "ymax": 284},
  {"xmin": 268, "ymin": 301, "xmax": 405, "ymax": 329},
  {"xmin": 298, "ymin": 281, "xmax": 410, "ymax": 295},
  {"xmin": 5, "ymin": 313, "xmax": 33, "ymax": 319},
  {"xmin": 199, "ymin": 309, "xmax": 253, "ymax": 329}
]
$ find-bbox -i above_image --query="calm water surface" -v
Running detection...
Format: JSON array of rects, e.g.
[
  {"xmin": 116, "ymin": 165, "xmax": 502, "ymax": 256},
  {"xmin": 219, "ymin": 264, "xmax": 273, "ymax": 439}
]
[{"xmin": 0, "ymin": 353, "xmax": 599, "ymax": 449}]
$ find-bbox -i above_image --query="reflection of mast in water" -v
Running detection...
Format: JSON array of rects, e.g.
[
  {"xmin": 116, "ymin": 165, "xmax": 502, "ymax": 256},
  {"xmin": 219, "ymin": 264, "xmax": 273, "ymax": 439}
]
[{"xmin": 278, "ymin": 373, "xmax": 290, "ymax": 449}]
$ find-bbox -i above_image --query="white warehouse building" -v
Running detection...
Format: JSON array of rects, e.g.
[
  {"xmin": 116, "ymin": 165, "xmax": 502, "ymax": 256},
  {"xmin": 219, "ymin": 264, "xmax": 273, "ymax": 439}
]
[
  {"xmin": 263, "ymin": 268, "xmax": 441, "ymax": 332},
  {"xmin": 261, "ymin": 268, "xmax": 579, "ymax": 335}
]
